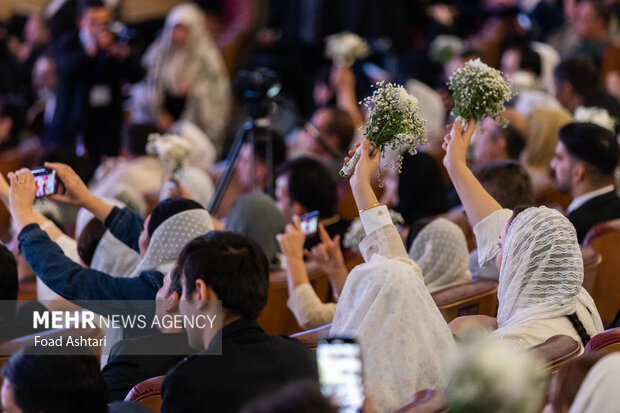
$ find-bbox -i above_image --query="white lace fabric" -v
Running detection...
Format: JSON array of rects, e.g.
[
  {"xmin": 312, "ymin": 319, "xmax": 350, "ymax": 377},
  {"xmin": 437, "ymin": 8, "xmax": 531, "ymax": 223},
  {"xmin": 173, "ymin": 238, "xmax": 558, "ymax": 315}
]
[
  {"xmin": 489, "ymin": 207, "xmax": 603, "ymax": 349},
  {"xmin": 128, "ymin": 209, "xmax": 214, "ymax": 278},
  {"xmin": 568, "ymin": 353, "xmax": 620, "ymax": 413},
  {"xmin": 409, "ymin": 218, "xmax": 472, "ymax": 292},
  {"xmin": 330, "ymin": 253, "xmax": 455, "ymax": 413}
]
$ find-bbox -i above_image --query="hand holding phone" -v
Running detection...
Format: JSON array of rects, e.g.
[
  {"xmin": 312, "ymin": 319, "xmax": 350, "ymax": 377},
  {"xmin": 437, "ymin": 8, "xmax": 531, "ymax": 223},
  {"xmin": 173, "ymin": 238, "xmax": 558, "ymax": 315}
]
[
  {"xmin": 299, "ymin": 210, "xmax": 319, "ymax": 237},
  {"xmin": 318, "ymin": 337, "xmax": 364, "ymax": 413},
  {"xmin": 32, "ymin": 168, "xmax": 60, "ymax": 198}
]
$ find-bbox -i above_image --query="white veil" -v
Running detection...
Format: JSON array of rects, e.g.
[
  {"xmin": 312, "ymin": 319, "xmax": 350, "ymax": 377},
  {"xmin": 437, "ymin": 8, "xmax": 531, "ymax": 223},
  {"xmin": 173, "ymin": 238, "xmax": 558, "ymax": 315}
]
[
  {"xmin": 409, "ymin": 218, "xmax": 472, "ymax": 292},
  {"xmin": 330, "ymin": 254, "xmax": 455, "ymax": 413}
]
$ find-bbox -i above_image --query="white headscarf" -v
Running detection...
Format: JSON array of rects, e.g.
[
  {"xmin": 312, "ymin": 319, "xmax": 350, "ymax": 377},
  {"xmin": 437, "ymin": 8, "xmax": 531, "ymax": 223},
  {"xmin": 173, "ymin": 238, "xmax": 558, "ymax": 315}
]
[
  {"xmin": 128, "ymin": 208, "xmax": 214, "ymax": 278},
  {"xmin": 134, "ymin": 3, "xmax": 231, "ymax": 144},
  {"xmin": 170, "ymin": 120, "xmax": 217, "ymax": 171},
  {"xmin": 409, "ymin": 218, "xmax": 472, "ymax": 292},
  {"xmin": 495, "ymin": 207, "xmax": 602, "ymax": 335},
  {"xmin": 330, "ymin": 254, "xmax": 455, "ymax": 413},
  {"xmin": 568, "ymin": 353, "xmax": 620, "ymax": 413},
  {"xmin": 159, "ymin": 167, "xmax": 214, "ymax": 208},
  {"xmin": 90, "ymin": 231, "xmax": 141, "ymax": 277}
]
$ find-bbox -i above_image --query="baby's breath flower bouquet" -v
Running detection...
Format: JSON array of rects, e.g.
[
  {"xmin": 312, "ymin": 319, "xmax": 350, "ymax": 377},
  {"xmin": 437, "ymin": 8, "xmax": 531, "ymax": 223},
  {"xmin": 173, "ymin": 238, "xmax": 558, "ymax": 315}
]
[
  {"xmin": 447, "ymin": 58, "xmax": 513, "ymax": 129},
  {"xmin": 429, "ymin": 35, "xmax": 465, "ymax": 65},
  {"xmin": 325, "ymin": 32, "xmax": 370, "ymax": 67},
  {"xmin": 340, "ymin": 82, "xmax": 427, "ymax": 178},
  {"xmin": 445, "ymin": 337, "xmax": 545, "ymax": 413},
  {"xmin": 343, "ymin": 209, "xmax": 404, "ymax": 252},
  {"xmin": 146, "ymin": 133, "xmax": 191, "ymax": 181},
  {"xmin": 574, "ymin": 106, "xmax": 617, "ymax": 133}
]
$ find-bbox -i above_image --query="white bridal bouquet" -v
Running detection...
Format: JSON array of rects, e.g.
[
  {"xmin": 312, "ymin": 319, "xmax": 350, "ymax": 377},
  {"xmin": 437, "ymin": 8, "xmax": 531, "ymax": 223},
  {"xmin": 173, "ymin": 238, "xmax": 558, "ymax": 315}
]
[
  {"xmin": 343, "ymin": 209, "xmax": 404, "ymax": 252},
  {"xmin": 340, "ymin": 82, "xmax": 428, "ymax": 179},
  {"xmin": 325, "ymin": 32, "xmax": 370, "ymax": 67},
  {"xmin": 445, "ymin": 338, "xmax": 545, "ymax": 413},
  {"xmin": 574, "ymin": 106, "xmax": 617, "ymax": 133},
  {"xmin": 146, "ymin": 133, "xmax": 191, "ymax": 181},
  {"xmin": 447, "ymin": 58, "xmax": 513, "ymax": 127}
]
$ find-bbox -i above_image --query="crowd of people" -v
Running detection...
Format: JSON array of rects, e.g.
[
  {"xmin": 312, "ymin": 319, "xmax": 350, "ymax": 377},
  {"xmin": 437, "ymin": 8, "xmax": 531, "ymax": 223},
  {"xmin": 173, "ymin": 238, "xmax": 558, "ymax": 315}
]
[{"xmin": 1, "ymin": 0, "xmax": 620, "ymax": 412}]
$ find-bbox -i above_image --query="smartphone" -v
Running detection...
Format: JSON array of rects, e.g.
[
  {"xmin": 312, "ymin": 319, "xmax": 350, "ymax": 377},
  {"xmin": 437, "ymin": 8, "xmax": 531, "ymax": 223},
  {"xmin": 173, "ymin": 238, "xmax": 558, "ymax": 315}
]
[
  {"xmin": 317, "ymin": 337, "xmax": 364, "ymax": 413},
  {"xmin": 32, "ymin": 168, "xmax": 59, "ymax": 198},
  {"xmin": 299, "ymin": 210, "xmax": 319, "ymax": 236}
]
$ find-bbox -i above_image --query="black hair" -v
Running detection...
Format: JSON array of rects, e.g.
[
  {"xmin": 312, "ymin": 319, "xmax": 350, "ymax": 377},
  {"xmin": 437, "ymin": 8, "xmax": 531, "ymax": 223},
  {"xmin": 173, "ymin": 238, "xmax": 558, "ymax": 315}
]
[
  {"xmin": 493, "ymin": 124, "xmax": 526, "ymax": 160},
  {"xmin": 78, "ymin": 0, "xmax": 107, "ymax": 16},
  {"xmin": 177, "ymin": 231, "xmax": 269, "ymax": 319},
  {"xmin": 474, "ymin": 160, "xmax": 534, "ymax": 209},
  {"xmin": 240, "ymin": 380, "xmax": 338, "ymax": 413},
  {"xmin": 77, "ymin": 218, "xmax": 106, "ymax": 266},
  {"xmin": 122, "ymin": 123, "xmax": 159, "ymax": 157},
  {"xmin": 518, "ymin": 46, "xmax": 541, "ymax": 77},
  {"xmin": 162, "ymin": 93, "xmax": 187, "ymax": 121},
  {"xmin": 559, "ymin": 122, "xmax": 619, "ymax": 177},
  {"xmin": 0, "ymin": 97, "xmax": 26, "ymax": 149},
  {"xmin": 566, "ymin": 313, "xmax": 592, "ymax": 347},
  {"xmin": 276, "ymin": 157, "xmax": 337, "ymax": 218},
  {"xmin": 554, "ymin": 58, "xmax": 599, "ymax": 98},
  {"xmin": 1, "ymin": 345, "xmax": 108, "ymax": 413},
  {"xmin": 148, "ymin": 198, "xmax": 204, "ymax": 238},
  {"xmin": 0, "ymin": 244, "xmax": 18, "ymax": 320},
  {"xmin": 583, "ymin": 0, "xmax": 612, "ymax": 26},
  {"xmin": 322, "ymin": 108, "xmax": 355, "ymax": 152},
  {"xmin": 168, "ymin": 265, "xmax": 183, "ymax": 296}
]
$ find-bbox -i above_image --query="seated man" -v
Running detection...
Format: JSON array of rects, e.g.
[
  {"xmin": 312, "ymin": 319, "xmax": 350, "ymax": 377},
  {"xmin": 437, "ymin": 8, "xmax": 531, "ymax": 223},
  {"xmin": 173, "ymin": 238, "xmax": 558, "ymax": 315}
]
[
  {"xmin": 161, "ymin": 231, "xmax": 319, "ymax": 412},
  {"xmin": 102, "ymin": 267, "xmax": 195, "ymax": 401},
  {"xmin": 551, "ymin": 122, "xmax": 620, "ymax": 242},
  {"xmin": 275, "ymin": 157, "xmax": 349, "ymax": 248},
  {"xmin": 472, "ymin": 118, "xmax": 526, "ymax": 165},
  {"xmin": 1, "ymin": 346, "xmax": 107, "ymax": 413}
]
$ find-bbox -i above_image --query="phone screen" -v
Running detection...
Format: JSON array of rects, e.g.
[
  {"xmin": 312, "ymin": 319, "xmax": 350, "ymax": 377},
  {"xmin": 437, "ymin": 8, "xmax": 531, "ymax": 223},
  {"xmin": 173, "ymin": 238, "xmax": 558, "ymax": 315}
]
[
  {"xmin": 32, "ymin": 168, "xmax": 58, "ymax": 198},
  {"xmin": 318, "ymin": 338, "xmax": 364, "ymax": 413},
  {"xmin": 300, "ymin": 210, "xmax": 319, "ymax": 236}
]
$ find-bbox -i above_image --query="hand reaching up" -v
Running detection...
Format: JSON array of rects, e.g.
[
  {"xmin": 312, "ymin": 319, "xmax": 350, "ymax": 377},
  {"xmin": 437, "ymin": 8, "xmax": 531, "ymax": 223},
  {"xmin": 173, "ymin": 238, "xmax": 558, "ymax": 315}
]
[
  {"xmin": 307, "ymin": 224, "xmax": 346, "ymax": 278},
  {"xmin": 276, "ymin": 216, "xmax": 306, "ymax": 262},
  {"xmin": 44, "ymin": 162, "xmax": 92, "ymax": 207},
  {"xmin": 442, "ymin": 118, "xmax": 475, "ymax": 172},
  {"xmin": 7, "ymin": 168, "xmax": 37, "ymax": 230}
]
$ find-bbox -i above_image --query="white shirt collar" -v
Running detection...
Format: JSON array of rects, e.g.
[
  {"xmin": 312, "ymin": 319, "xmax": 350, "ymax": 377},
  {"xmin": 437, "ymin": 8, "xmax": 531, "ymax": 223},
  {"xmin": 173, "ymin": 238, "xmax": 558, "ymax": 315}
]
[{"xmin": 566, "ymin": 185, "xmax": 615, "ymax": 214}]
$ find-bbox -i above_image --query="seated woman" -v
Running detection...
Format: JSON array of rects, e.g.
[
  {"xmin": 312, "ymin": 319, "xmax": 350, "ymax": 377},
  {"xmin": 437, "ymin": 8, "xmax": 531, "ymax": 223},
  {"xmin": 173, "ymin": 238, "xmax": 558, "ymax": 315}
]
[
  {"xmin": 443, "ymin": 119, "xmax": 603, "ymax": 350},
  {"xmin": 6, "ymin": 163, "xmax": 213, "ymax": 307},
  {"xmin": 408, "ymin": 218, "xmax": 472, "ymax": 293},
  {"xmin": 329, "ymin": 140, "xmax": 456, "ymax": 413}
]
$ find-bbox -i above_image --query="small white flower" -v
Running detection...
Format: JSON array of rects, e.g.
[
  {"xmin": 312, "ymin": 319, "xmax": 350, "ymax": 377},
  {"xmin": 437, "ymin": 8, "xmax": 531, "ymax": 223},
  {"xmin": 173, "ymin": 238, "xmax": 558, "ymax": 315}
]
[
  {"xmin": 146, "ymin": 133, "xmax": 191, "ymax": 180},
  {"xmin": 325, "ymin": 32, "xmax": 370, "ymax": 66},
  {"xmin": 574, "ymin": 106, "xmax": 617, "ymax": 132}
]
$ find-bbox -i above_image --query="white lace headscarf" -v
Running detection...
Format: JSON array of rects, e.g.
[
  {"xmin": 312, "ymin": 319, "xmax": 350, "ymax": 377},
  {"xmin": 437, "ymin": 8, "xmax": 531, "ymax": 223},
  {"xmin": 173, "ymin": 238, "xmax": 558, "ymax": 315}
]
[
  {"xmin": 128, "ymin": 208, "xmax": 214, "ymax": 278},
  {"xmin": 568, "ymin": 353, "xmax": 620, "ymax": 413},
  {"xmin": 409, "ymin": 218, "xmax": 472, "ymax": 292},
  {"xmin": 496, "ymin": 207, "xmax": 602, "ymax": 333},
  {"xmin": 330, "ymin": 254, "xmax": 456, "ymax": 413}
]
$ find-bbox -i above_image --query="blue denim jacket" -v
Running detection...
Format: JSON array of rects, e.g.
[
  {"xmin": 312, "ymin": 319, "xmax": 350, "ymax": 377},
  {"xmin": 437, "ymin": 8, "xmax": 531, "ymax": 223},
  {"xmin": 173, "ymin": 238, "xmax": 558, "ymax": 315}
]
[
  {"xmin": 18, "ymin": 209, "xmax": 163, "ymax": 308},
  {"xmin": 104, "ymin": 206, "xmax": 143, "ymax": 253}
]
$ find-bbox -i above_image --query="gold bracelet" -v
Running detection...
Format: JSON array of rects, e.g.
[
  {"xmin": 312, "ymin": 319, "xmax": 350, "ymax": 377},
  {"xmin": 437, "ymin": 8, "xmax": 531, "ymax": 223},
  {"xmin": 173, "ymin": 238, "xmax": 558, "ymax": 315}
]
[{"xmin": 359, "ymin": 202, "xmax": 381, "ymax": 214}]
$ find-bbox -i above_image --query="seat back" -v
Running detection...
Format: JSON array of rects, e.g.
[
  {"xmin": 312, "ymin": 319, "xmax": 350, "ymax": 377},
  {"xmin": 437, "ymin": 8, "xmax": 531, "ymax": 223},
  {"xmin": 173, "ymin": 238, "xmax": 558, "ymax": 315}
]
[
  {"xmin": 527, "ymin": 335, "xmax": 581, "ymax": 374},
  {"xmin": 290, "ymin": 324, "xmax": 331, "ymax": 351},
  {"xmin": 584, "ymin": 327, "xmax": 620, "ymax": 354},
  {"xmin": 580, "ymin": 245, "xmax": 601, "ymax": 295},
  {"xmin": 582, "ymin": 218, "xmax": 620, "ymax": 326},
  {"xmin": 535, "ymin": 187, "xmax": 572, "ymax": 212},
  {"xmin": 394, "ymin": 389, "xmax": 447, "ymax": 413},
  {"xmin": 124, "ymin": 375, "xmax": 164, "ymax": 413},
  {"xmin": 431, "ymin": 280, "xmax": 498, "ymax": 323},
  {"xmin": 257, "ymin": 267, "xmax": 330, "ymax": 336}
]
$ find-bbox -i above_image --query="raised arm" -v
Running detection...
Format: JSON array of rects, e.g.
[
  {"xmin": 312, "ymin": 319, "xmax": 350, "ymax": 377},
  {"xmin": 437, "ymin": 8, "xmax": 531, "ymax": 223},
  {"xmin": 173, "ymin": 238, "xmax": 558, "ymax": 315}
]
[{"xmin": 442, "ymin": 119, "xmax": 502, "ymax": 227}]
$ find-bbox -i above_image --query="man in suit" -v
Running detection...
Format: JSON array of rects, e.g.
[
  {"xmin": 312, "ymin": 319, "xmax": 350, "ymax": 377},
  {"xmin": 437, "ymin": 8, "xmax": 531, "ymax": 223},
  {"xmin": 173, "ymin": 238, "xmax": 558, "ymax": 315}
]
[
  {"xmin": 161, "ymin": 232, "xmax": 318, "ymax": 413},
  {"xmin": 551, "ymin": 122, "xmax": 620, "ymax": 242}
]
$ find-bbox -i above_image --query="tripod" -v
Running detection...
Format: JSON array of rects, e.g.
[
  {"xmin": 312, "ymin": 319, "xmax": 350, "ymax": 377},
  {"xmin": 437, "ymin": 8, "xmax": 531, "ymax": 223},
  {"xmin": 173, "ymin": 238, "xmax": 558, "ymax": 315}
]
[{"xmin": 208, "ymin": 107, "xmax": 277, "ymax": 215}]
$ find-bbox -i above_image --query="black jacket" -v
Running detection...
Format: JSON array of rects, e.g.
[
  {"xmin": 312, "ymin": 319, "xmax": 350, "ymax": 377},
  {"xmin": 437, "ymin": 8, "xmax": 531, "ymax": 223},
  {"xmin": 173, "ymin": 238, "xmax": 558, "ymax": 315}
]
[
  {"xmin": 568, "ymin": 190, "xmax": 620, "ymax": 243},
  {"xmin": 161, "ymin": 318, "xmax": 318, "ymax": 413},
  {"xmin": 102, "ymin": 332, "xmax": 194, "ymax": 402}
]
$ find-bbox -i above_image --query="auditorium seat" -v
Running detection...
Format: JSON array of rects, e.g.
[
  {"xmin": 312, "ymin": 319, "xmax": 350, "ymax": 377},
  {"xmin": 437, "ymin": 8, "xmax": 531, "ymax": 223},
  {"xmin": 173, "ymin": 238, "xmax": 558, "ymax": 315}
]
[
  {"xmin": 580, "ymin": 245, "xmax": 601, "ymax": 295},
  {"xmin": 393, "ymin": 389, "xmax": 447, "ymax": 413},
  {"xmin": 125, "ymin": 375, "xmax": 164, "ymax": 413},
  {"xmin": 534, "ymin": 187, "xmax": 572, "ymax": 212},
  {"xmin": 527, "ymin": 335, "xmax": 581, "ymax": 374},
  {"xmin": 584, "ymin": 328, "xmax": 620, "ymax": 354},
  {"xmin": 582, "ymin": 218, "xmax": 620, "ymax": 326},
  {"xmin": 431, "ymin": 279, "xmax": 498, "ymax": 323},
  {"xmin": 290, "ymin": 324, "xmax": 331, "ymax": 351}
]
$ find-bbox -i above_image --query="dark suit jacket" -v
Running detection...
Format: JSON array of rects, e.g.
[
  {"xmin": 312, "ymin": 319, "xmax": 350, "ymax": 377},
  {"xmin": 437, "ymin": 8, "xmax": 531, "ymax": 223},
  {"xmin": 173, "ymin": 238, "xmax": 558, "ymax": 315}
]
[
  {"xmin": 568, "ymin": 190, "xmax": 620, "ymax": 243},
  {"xmin": 161, "ymin": 318, "xmax": 318, "ymax": 413},
  {"xmin": 102, "ymin": 332, "xmax": 194, "ymax": 402}
]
